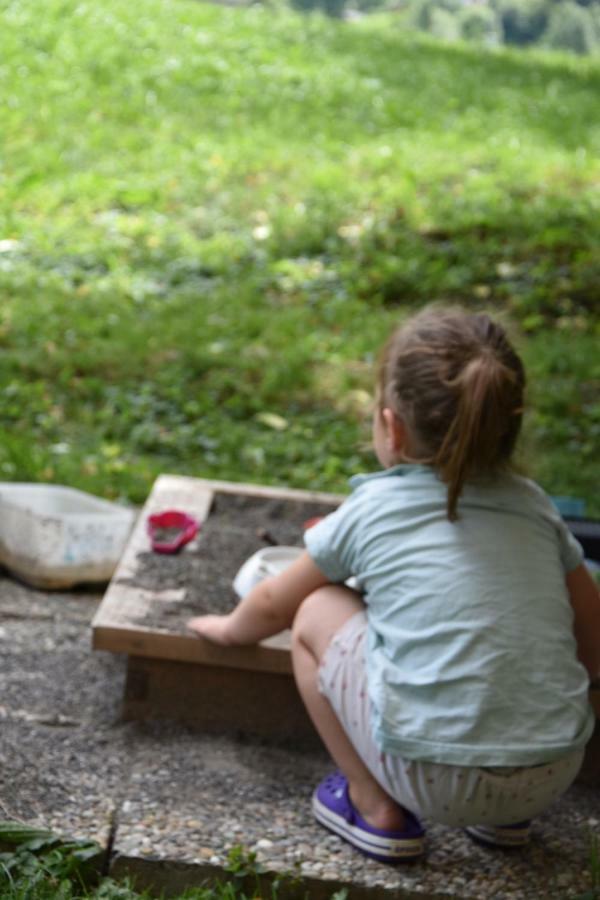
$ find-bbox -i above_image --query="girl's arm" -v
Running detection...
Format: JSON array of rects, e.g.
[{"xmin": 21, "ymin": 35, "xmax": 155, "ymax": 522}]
[
  {"xmin": 187, "ymin": 551, "xmax": 330, "ymax": 646},
  {"xmin": 567, "ymin": 563, "xmax": 600, "ymax": 679}
]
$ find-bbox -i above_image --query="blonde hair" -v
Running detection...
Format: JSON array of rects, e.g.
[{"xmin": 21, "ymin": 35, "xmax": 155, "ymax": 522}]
[{"xmin": 377, "ymin": 306, "xmax": 525, "ymax": 521}]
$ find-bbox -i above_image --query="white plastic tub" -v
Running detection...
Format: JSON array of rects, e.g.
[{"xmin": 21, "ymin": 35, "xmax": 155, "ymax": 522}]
[{"xmin": 0, "ymin": 483, "xmax": 136, "ymax": 589}]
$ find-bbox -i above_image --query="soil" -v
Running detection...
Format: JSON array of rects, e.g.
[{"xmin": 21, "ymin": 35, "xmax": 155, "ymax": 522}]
[{"xmin": 119, "ymin": 492, "xmax": 338, "ymax": 632}]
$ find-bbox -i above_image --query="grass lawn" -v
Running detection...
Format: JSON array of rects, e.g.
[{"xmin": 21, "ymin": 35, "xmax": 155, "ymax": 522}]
[{"xmin": 0, "ymin": 0, "xmax": 598, "ymax": 512}]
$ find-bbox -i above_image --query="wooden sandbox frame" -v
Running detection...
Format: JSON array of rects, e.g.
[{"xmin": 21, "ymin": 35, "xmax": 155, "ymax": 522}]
[{"xmin": 92, "ymin": 474, "xmax": 342, "ymax": 745}]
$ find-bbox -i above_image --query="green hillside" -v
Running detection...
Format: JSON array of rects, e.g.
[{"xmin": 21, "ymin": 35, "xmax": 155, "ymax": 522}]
[{"xmin": 0, "ymin": 0, "xmax": 598, "ymax": 511}]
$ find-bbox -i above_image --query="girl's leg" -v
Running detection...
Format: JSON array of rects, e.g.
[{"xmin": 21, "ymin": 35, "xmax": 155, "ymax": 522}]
[{"xmin": 292, "ymin": 585, "xmax": 407, "ymax": 831}]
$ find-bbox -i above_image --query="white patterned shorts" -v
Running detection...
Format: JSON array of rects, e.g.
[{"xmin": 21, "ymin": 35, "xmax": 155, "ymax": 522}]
[{"xmin": 318, "ymin": 611, "xmax": 584, "ymax": 826}]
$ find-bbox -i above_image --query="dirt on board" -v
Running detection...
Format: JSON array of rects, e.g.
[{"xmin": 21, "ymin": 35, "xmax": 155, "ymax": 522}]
[{"xmin": 118, "ymin": 492, "xmax": 338, "ymax": 633}]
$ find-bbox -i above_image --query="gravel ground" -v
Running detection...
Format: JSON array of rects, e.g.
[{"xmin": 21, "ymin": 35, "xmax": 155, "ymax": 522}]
[
  {"xmin": 113, "ymin": 728, "xmax": 600, "ymax": 899},
  {"xmin": 0, "ymin": 573, "xmax": 598, "ymax": 899}
]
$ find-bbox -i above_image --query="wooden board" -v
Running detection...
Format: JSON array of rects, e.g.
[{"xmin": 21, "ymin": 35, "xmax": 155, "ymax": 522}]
[
  {"xmin": 121, "ymin": 655, "xmax": 320, "ymax": 746},
  {"xmin": 92, "ymin": 474, "xmax": 342, "ymax": 675}
]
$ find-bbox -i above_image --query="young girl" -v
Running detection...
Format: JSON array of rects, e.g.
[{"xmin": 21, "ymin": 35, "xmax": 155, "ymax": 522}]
[{"xmin": 188, "ymin": 306, "xmax": 599, "ymax": 864}]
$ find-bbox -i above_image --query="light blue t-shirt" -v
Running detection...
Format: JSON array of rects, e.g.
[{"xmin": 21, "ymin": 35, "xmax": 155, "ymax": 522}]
[{"xmin": 304, "ymin": 465, "xmax": 594, "ymax": 766}]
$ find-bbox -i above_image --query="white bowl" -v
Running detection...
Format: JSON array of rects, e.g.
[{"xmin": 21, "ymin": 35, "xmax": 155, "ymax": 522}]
[{"xmin": 233, "ymin": 546, "xmax": 304, "ymax": 598}]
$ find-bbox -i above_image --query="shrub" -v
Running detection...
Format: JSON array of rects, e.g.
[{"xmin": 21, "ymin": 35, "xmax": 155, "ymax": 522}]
[
  {"xmin": 291, "ymin": 0, "xmax": 346, "ymax": 15},
  {"xmin": 495, "ymin": 0, "xmax": 548, "ymax": 46},
  {"xmin": 410, "ymin": 0, "xmax": 462, "ymax": 31},
  {"xmin": 429, "ymin": 5, "xmax": 462, "ymax": 39},
  {"xmin": 459, "ymin": 3, "xmax": 504, "ymax": 44},
  {"xmin": 542, "ymin": 0, "xmax": 599, "ymax": 53}
]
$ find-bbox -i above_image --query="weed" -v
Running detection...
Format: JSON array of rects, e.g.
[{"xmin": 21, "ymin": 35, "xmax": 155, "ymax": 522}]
[
  {"xmin": 0, "ymin": 820, "xmax": 103, "ymax": 897},
  {"xmin": 0, "ymin": 825, "xmax": 349, "ymax": 899}
]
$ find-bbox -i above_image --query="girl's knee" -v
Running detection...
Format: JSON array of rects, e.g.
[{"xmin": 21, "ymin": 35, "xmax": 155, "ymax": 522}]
[
  {"xmin": 292, "ymin": 585, "xmax": 365, "ymax": 661},
  {"xmin": 291, "ymin": 589, "xmax": 326, "ymax": 647}
]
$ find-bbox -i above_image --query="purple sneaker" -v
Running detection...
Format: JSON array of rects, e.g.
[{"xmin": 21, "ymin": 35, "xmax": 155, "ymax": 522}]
[
  {"xmin": 312, "ymin": 772, "xmax": 425, "ymax": 863},
  {"xmin": 465, "ymin": 821, "xmax": 531, "ymax": 848}
]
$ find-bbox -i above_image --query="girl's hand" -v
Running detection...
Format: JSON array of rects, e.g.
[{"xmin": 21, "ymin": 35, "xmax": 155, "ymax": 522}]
[
  {"xmin": 188, "ymin": 552, "xmax": 330, "ymax": 646},
  {"xmin": 187, "ymin": 614, "xmax": 234, "ymax": 645}
]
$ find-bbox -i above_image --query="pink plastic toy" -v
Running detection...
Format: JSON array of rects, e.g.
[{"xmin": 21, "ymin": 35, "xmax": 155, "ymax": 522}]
[{"xmin": 147, "ymin": 510, "xmax": 200, "ymax": 554}]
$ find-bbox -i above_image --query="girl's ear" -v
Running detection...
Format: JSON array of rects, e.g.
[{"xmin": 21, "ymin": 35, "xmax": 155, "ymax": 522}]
[{"xmin": 381, "ymin": 407, "xmax": 409, "ymax": 458}]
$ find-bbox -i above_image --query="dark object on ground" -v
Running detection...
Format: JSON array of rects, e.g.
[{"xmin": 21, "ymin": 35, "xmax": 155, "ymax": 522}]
[
  {"xmin": 256, "ymin": 527, "xmax": 279, "ymax": 546},
  {"xmin": 565, "ymin": 518, "xmax": 600, "ymax": 563}
]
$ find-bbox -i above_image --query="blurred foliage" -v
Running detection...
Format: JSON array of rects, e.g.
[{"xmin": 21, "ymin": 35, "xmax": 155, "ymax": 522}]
[
  {"xmin": 543, "ymin": 0, "xmax": 600, "ymax": 53},
  {"xmin": 407, "ymin": 0, "xmax": 600, "ymax": 53},
  {"xmin": 0, "ymin": 0, "xmax": 598, "ymax": 512},
  {"xmin": 283, "ymin": 0, "xmax": 600, "ymax": 55}
]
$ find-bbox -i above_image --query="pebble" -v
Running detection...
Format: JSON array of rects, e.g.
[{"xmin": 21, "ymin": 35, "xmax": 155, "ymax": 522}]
[
  {"xmin": 295, "ymin": 843, "xmax": 312, "ymax": 857},
  {"xmin": 321, "ymin": 869, "xmax": 340, "ymax": 880}
]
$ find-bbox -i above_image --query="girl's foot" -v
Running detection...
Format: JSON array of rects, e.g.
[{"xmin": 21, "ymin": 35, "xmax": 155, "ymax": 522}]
[
  {"xmin": 312, "ymin": 772, "xmax": 425, "ymax": 863},
  {"xmin": 465, "ymin": 821, "xmax": 532, "ymax": 848},
  {"xmin": 348, "ymin": 783, "xmax": 407, "ymax": 832}
]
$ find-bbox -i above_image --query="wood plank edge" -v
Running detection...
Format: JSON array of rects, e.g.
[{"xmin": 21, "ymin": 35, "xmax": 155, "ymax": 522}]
[
  {"xmin": 92, "ymin": 624, "xmax": 293, "ymax": 675},
  {"xmin": 156, "ymin": 474, "xmax": 344, "ymax": 506}
]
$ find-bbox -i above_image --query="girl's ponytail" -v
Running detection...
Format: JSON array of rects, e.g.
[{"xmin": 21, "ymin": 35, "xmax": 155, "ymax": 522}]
[
  {"xmin": 379, "ymin": 308, "xmax": 525, "ymax": 521},
  {"xmin": 435, "ymin": 351, "xmax": 523, "ymax": 520}
]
